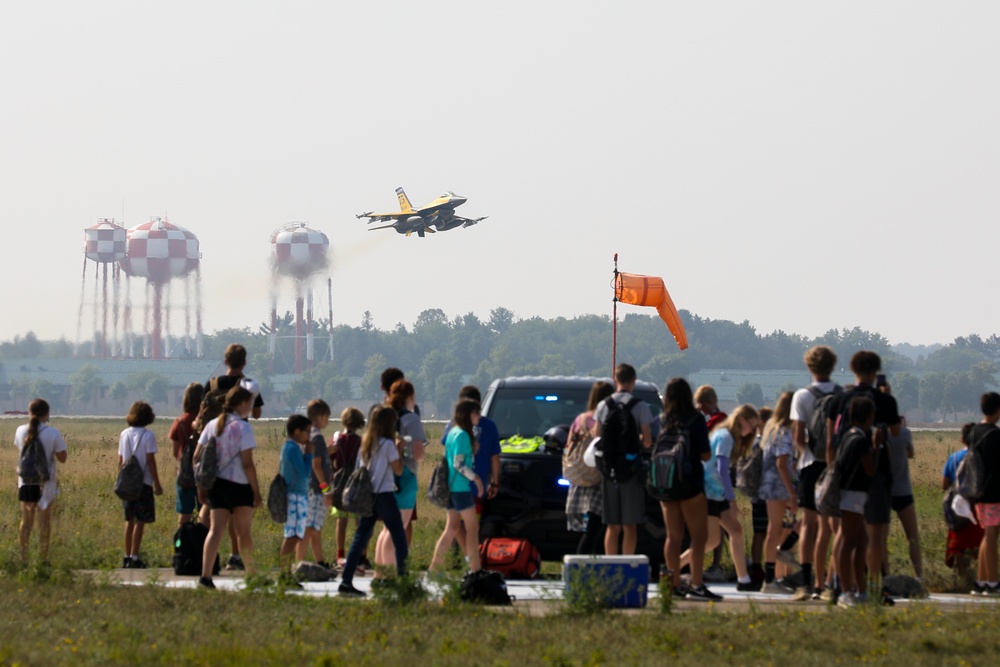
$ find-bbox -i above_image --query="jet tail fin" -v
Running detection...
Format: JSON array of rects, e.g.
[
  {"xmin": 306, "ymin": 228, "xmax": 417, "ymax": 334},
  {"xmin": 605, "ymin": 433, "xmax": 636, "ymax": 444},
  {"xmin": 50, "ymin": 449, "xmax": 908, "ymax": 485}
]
[{"xmin": 396, "ymin": 187, "xmax": 414, "ymax": 213}]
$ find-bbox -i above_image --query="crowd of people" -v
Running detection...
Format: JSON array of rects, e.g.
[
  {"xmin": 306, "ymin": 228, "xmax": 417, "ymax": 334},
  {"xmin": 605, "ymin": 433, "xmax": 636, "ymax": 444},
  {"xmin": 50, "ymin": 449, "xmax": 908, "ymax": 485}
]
[
  {"xmin": 12, "ymin": 342, "xmax": 1000, "ymax": 606},
  {"xmin": 560, "ymin": 349, "xmax": 999, "ymax": 606}
]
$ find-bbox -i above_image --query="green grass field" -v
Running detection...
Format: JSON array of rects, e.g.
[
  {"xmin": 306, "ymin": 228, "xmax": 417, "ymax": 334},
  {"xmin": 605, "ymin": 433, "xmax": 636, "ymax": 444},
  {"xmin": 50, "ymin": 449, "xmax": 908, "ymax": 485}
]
[{"xmin": 0, "ymin": 419, "xmax": 991, "ymax": 665}]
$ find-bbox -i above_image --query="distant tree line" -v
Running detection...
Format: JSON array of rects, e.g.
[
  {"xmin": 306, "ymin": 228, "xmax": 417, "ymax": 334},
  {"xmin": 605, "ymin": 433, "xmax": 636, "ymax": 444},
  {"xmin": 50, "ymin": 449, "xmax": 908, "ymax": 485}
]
[{"xmin": 3, "ymin": 310, "xmax": 998, "ymax": 419}]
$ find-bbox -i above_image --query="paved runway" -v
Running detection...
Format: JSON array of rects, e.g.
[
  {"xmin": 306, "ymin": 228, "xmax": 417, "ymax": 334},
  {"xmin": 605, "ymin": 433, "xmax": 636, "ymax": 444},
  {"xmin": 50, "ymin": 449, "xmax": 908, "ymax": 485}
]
[{"xmin": 104, "ymin": 569, "xmax": 999, "ymax": 611}]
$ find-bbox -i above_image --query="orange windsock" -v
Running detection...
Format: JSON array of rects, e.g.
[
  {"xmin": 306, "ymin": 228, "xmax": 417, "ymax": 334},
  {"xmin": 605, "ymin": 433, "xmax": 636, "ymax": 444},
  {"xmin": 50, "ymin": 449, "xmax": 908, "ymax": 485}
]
[{"xmin": 615, "ymin": 273, "xmax": 688, "ymax": 350}]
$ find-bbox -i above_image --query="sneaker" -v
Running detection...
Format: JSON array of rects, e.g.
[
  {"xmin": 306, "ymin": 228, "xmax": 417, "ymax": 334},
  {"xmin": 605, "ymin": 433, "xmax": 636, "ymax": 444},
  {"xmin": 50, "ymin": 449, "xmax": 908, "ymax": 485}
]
[
  {"xmin": 736, "ymin": 580, "xmax": 761, "ymax": 592},
  {"xmin": 198, "ymin": 576, "xmax": 216, "ymax": 590},
  {"xmin": 776, "ymin": 549, "xmax": 801, "ymax": 570},
  {"xmin": 357, "ymin": 556, "xmax": 372, "ymax": 576},
  {"xmin": 837, "ymin": 592, "xmax": 857, "ymax": 609},
  {"xmin": 122, "ymin": 557, "xmax": 132, "ymax": 569},
  {"xmin": 878, "ymin": 591, "xmax": 896, "ymax": 606},
  {"xmin": 984, "ymin": 584, "xmax": 1000, "ymax": 597},
  {"xmin": 130, "ymin": 558, "xmax": 147, "ymax": 569},
  {"xmin": 686, "ymin": 585, "xmax": 723, "ymax": 602},
  {"xmin": 819, "ymin": 586, "xmax": 839, "ymax": 604},
  {"xmin": 761, "ymin": 580, "xmax": 794, "ymax": 595},
  {"xmin": 702, "ymin": 564, "xmax": 728, "ymax": 583},
  {"xmin": 970, "ymin": 583, "xmax": 985, "ymax": 596},
  {"xmin": 225, "ymin": 555, "xmax": 245, "ymax": 571},
  {"xmin": 338, "ymin": 583, "xmax": 366, "ymax": 598},
  {"xmin": 671, "ymin": 585, "xmax": 689, "ymax": 598},
  {"xmin": 791, "ymin": 586, "xmax": 813, "ymax": 601}
]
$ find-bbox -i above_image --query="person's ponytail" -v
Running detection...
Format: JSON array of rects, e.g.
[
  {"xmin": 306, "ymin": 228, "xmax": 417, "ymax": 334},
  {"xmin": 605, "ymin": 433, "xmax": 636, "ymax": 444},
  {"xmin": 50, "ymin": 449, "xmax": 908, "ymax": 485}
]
[{"xmin": 27, "ymin": 398, "xmax": 50, "ymax": 442}]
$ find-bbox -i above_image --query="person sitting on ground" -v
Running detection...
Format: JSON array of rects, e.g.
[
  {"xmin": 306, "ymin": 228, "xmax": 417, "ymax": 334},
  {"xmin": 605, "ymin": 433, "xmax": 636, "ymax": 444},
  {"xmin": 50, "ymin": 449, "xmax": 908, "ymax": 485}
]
[
  {"xmin": 118, "ymin": 401, "xmax": 163, "ymax": 569},
  {"xmin": 14, "ymin": 398, "xmax": 68, "ymax": 565},
  {"xmin": 279, "ymin": 414, "xmax": 314, "ymax": 588}
]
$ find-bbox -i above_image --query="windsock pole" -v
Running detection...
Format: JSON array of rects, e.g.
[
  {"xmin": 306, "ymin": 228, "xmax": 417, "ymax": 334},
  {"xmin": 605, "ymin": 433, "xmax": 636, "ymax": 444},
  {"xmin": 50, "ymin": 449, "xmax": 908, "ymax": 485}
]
[{"xmin": 612, "ymin": 253, "xmax": 619, "ymax": 375}]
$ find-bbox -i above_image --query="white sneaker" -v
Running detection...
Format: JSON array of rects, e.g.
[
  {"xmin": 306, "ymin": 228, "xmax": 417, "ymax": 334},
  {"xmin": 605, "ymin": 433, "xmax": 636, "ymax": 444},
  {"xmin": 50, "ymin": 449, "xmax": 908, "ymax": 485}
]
[
  {"xmin": 761, "ymin": 580, "xmax": 794, "ymax": 595},
  {"xmin": 837, "ymin": 592, "xmax": 857, "ymax": 609},
  {"xmin": 776, "ymin": 549, "xmax": 801, "ymax": 571}
]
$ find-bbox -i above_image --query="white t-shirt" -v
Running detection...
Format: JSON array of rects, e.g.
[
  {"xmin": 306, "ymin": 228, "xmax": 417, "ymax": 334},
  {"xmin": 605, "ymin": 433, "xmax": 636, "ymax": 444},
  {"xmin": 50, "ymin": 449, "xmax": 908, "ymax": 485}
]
[
  {"xmin": 198, "ymin": 414, "xmax": 256, "ymax": 484},
  {"xmin": 789, "ymin": 381, "xmax": 838, "ymax": 471},
  {"xmin": 118, "ymin": 426, "xmax": 159, "ymax": 487},
  {"xmin": 14, "ymin": 423, "xmax": 68, "ymax": 509},
  {"xmin": 359, "ymin": 437, "xmax": 399, "ymax": 494}
]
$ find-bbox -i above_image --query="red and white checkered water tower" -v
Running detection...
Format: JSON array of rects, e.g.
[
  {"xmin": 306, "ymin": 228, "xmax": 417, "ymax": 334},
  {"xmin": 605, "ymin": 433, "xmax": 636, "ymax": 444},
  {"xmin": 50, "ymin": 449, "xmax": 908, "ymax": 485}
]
[
  {"xmin": 118, "ymin": 217, "xmax": 203, "ymax": 359},
  {"xmin": 269, "ymin": 222, "xmax": 331, "ymax": 373}
]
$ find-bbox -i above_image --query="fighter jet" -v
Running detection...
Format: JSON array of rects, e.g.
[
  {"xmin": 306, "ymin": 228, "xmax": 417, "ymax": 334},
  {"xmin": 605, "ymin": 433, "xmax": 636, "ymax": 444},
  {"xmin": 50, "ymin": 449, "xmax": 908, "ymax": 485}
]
[{"xmin": 357, "ymin": 187, "xmax": 487, "ymax": 238}]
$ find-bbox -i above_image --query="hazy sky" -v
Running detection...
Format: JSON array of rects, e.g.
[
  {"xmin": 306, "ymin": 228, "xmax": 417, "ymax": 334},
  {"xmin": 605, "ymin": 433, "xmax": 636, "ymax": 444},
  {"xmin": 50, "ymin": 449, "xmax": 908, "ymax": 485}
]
[{"xmin": 2, "ymin": 2, "xmax": 997, "ymax": 349}]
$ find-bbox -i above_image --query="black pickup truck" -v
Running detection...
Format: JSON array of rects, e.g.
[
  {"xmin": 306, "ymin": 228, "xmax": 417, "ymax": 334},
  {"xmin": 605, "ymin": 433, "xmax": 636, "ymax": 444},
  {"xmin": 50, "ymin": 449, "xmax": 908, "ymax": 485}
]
[{"xmin": 478, "ymin": 376, "xmax": 666, "ymax": 568}]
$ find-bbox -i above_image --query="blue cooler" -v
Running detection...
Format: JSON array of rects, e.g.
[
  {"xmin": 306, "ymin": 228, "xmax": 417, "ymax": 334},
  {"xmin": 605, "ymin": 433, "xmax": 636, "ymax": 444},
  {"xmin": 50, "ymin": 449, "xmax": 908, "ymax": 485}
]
[{"xmin": 563, "ymin": 555, "xmax": 649, "ymax": 608}]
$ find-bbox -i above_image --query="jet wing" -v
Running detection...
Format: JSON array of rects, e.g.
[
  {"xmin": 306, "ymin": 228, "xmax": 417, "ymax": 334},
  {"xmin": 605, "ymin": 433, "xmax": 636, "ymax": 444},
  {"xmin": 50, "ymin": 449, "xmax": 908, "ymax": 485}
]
[{"xmin": 362, "ymin": 214, "xmax": 410, "ymax": 223}]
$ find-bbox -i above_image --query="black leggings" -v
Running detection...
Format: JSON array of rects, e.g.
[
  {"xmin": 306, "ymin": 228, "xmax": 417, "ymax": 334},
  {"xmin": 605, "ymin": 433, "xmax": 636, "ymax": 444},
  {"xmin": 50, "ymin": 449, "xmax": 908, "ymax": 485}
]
[{"xmin": 577, "ymin": 513, "xmax": 606, "ymax": 555}]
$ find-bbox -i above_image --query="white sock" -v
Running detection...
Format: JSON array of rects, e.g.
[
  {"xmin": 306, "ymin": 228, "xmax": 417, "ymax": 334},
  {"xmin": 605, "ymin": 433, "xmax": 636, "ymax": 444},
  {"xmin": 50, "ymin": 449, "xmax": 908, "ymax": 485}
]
[
  {"xmin": 130, "ymin": 554, "xmax": 139, "ymax": 560},
  {"xmin": 737, "ymin": 576, "xmax": 751, "ymax": 584}
]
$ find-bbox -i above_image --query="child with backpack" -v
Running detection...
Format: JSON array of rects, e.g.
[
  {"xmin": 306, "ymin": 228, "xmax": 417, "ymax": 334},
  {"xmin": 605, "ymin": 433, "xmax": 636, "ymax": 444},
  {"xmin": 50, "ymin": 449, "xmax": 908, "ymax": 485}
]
[
  {"xmin": 968, "ymin": 392, "xmax": 1000, "ymax": 596},
  {"xmin": 429, "ymin": 399, "xmax": 486, "ymax": 576},
  {"xmin": 169, "ymin": 383, "xmax": 204, "ymax": 526},
  {"xmin": 833, "ymin": 397, "xmax": 877, "ymax": 608},
  {"xmin": 331, "ymin": 407, "xmax": 365, "ymax": 566},
  {"xmin": 196, "ymin": 386, "xmax": 262, "ymax": 589},
  {"xmin": 339, "ymin": 406, "xmax": 408, "ymax": 598},
  {"xmin": 680, "ymin": 404, "xmax": 758, "ymax": 592},
  {"xmin": 942, "ymin": 423, "xmax": 984, "ymax": 580},
  {"xmin": 279, "ymin": 414, "xmax": 314, "ymax": 587},
  {"xmin": 654, "ymin": 379, "xmax": 717, "ymax": 601},
  {"xmin": 118, "ymin": 401, "xmax": 163, "ymax": 569},
  {"xmin": 759, "ymin": 392, "xmax": 798, "ymax": 594},
  {"xmin": 564, "ymin": 381, "xmax": 614, "ymax": 555},
  {"xmin": 296, "ymin": 399, "xmax": 334, "ymax": 568},
  {"xmin": 14, "ymin": 398, "xmax": 68, "ymax": 564}
]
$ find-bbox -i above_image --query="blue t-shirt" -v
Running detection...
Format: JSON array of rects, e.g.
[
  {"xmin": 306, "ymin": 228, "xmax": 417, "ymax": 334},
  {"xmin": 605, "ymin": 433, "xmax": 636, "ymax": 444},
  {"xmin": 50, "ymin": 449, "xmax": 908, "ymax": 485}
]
[
  {"xmin": 445, "ymin": 428, "xmax": 475, "ymax": 493},
  {"xmin": 704, "ymin": 429, "xmax": 734, "ymax": 501},
  {"xmin": 943, "ymin": 449, "xmax": 967, "ymax": 485},
  {"xmin": 280, "ymin": 440, "xmax": 312, "ymax": 496}
]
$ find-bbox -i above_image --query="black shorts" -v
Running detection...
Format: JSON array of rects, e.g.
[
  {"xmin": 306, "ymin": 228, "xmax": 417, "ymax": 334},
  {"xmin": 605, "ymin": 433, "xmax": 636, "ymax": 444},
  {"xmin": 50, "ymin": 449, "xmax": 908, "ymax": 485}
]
[
  {"xmin": 798, "ymin": 461, "xmax": 826, "ymax": 512},
  {"xmin": 18, "ymin": 485, "xmax": 42, "ymax": 503},
  {"xmin": 123, "ymin": 484, "xmax": 156, "ymax": 524},
  {"xmin": 208, "ymin": 477, "xmax": 254, "ymax": 512},
  {"xmin": 707, "ymin": 499, "xmax": 730, "ymax": 518},
  {"xmin": 891, "ymin": 494, "xmax": 914, "ymax": 512},
  {"xmin": 751, "ymin": 500, "xmax": 768, "ymax": 534}
]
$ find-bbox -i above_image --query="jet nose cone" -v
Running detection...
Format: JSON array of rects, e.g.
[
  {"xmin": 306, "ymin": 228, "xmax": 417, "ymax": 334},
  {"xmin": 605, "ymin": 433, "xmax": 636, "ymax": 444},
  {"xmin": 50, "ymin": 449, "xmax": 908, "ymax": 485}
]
[{"xmin": 451, "ymin": 195, "xmax": 467, "ymax": 205}]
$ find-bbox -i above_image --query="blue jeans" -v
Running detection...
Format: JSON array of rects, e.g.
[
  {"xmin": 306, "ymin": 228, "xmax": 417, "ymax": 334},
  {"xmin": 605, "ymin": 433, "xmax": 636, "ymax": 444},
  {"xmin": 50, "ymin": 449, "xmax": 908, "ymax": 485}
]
[{"xmin": 342, "ymin": 492, "xmax": 408, "ymax": 586}]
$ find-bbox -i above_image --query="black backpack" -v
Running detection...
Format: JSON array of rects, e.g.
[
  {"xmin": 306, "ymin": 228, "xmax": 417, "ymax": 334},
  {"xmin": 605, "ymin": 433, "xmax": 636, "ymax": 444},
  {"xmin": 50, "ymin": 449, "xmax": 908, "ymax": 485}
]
[
  {"xmin": 17, "ymin": 429, "xmax": 50, "ymax": 485},
  {"xmin": 172, "ymin": 522, "xmax": 220, "ymax": 576},
  {"xmin": 646, "ymin": 417, "xmax": 692, "ymax": 500},
  {"xmin": 459, "ymin": 569, "xmax": 513, "ymax": 606},
  {"xmin": 805, "ymin": 385, "xmax": 842, "ymax": 460},
  {"xmin": 597, "ymin": 396, "xmax": 642, "ymax": 483}
]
